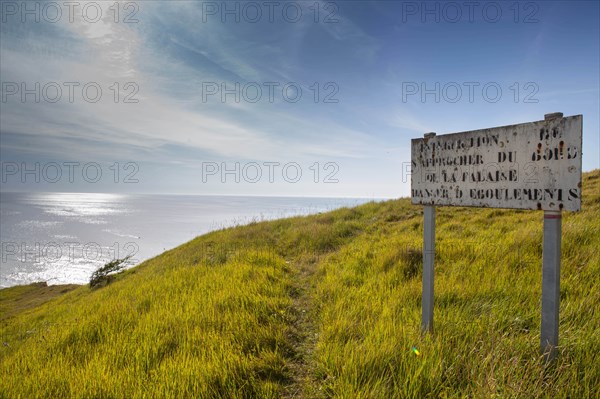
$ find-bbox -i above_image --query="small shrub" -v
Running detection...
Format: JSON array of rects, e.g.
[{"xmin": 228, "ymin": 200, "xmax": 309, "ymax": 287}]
[{"xmin": 89, "ymin": 256, "xmax": 131, "ymax": 288}]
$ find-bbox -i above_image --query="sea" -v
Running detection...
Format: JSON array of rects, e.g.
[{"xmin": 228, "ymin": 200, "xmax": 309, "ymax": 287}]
[{"xmin": 0, "ymin": 192, "xmax": 375, "ymax": 288}]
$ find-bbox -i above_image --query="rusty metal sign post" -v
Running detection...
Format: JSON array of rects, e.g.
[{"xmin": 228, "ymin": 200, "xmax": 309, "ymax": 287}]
[{"xmin": 411, "ymin": 113, "xmax": 583, "ymax": 361}]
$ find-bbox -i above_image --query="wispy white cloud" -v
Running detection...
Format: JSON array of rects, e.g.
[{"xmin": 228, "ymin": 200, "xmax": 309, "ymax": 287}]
[{"xmin": 1, "ymin": 0, "xmax": 385, "ymax": 166}]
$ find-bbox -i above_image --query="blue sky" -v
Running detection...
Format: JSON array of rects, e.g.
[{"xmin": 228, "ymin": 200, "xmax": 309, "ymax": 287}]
[{"xmin": 1, "ymin": 0, "xmax": 598, "ymax": 197}]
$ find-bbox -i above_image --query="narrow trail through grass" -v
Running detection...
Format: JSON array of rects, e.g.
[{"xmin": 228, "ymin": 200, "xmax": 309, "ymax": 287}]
[{"xmin": 283, "ymin": 258, "xmax": 320, "ymax": 398}]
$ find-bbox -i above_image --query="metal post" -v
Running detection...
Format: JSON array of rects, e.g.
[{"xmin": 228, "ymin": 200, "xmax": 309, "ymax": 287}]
[
  {"xmin": 541, "ymin": 210, "xmax": 561, "ymax": 360},
  {"xmin": 422, "ymin": 205, "xmax": 435, "ymax": 333},
  {"xmin": 422, "ymin": 132, "xmax": 436, "ymax": 334},
  {"xmin": 540, "ymin": 112, "xmax": 563, "ymax": 361}
]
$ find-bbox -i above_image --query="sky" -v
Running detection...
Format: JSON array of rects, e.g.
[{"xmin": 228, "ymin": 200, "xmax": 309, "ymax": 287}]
[{"xmin": 1, "ymin": 0, "xmax": 599, "ymax": 198}]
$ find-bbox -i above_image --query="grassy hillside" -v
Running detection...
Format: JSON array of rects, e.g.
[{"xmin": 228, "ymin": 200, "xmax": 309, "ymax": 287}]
[{"xmin": 1, "ymin": 171, "xmax": 599, "ymax": 398}]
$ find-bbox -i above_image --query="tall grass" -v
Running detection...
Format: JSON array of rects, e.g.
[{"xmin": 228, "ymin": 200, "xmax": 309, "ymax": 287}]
[{"xmin": 1, "ymin": 170, "xmax": 598, "ymax": 398}]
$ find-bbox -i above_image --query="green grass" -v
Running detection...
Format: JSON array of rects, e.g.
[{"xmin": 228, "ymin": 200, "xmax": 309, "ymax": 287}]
[{"xmin": 1, "ymin": 170, "xmax": 599, "ymax": 398}]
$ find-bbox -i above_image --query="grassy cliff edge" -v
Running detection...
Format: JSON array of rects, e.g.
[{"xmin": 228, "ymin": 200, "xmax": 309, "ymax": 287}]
[{"xmin": 1, "ymin": 171, "xmax": 599, "ymax": 398}]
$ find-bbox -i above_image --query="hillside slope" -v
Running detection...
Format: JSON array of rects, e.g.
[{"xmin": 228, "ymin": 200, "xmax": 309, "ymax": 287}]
[{"xmin": 1, "ymin": 171, "xmax": 599, "ymax": 398}]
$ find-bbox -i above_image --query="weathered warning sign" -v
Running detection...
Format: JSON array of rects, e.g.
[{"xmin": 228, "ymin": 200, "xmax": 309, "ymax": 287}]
[{"xmin": 411, "ymin": 115, "xmax": 582, "ymax": 211}]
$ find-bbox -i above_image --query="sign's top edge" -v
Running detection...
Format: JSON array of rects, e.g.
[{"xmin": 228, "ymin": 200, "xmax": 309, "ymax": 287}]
[{"xmin": 411, "ymin": 114, "xmax": 582, "ymax": 141}]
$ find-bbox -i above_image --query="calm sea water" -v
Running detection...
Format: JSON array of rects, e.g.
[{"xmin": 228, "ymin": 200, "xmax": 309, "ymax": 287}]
[{"xmin": 0, "ymin": 192, "xmax": 373, "ymax": 288}]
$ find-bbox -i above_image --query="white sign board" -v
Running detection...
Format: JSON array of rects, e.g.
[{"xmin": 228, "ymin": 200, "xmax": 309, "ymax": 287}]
[{"xmin": 411, "ymin": 115, "xmax": 582, "ymax": 211}]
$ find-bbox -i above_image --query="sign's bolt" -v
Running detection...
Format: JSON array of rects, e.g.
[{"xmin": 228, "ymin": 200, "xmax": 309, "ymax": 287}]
[{"xmin": 544, "ymin": 112, "xmax": 564, "ymax": 121}]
